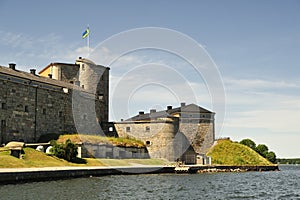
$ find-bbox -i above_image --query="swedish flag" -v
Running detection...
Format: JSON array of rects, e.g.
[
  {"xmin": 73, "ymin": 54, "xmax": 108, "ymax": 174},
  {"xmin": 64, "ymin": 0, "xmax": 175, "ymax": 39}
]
[{"xmin": 82, "ymin": 28, "xmax": 90, "ymax": 39}]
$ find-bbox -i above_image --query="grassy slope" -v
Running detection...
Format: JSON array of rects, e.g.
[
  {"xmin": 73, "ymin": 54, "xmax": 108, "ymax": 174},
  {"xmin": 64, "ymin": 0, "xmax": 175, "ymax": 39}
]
[
  {"xmin": 206, "ymin": 139, "xmax": 273, "ymax": 166},
  {"xmin": 57, "ymin": 134, "xmax": 145, "ymax": 148},
  {"xmin": 0, "ymin": 147, "xmax": 167, "ymax": 168}
]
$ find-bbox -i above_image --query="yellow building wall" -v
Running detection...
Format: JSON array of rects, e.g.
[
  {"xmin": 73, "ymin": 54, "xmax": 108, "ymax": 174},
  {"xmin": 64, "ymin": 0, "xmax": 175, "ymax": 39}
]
[{"xmin": 39, "ymin": 67, "xmax": 51, "ymax": 77}]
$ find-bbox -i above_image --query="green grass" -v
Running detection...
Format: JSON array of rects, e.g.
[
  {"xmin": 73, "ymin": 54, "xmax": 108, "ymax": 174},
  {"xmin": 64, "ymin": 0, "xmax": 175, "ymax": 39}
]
[
  {"xmin": 0, "ymin": 147, "xmax": 74, "ymax": 168},
  {"xmin": 57, "ymin": 134, "xmax": 145, "ymax": 148},
  {"xmin": 0, "ymin": 147, "xmax": 167, "ymax": 168},
  {"xmin": 207, "ymin": 139, "xmax": 273, "ymax": 166}
]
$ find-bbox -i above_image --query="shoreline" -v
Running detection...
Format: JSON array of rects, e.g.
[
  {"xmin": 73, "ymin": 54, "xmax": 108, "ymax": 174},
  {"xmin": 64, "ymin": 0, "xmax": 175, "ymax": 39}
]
[{"xmin": 0, "ymin": 165, "xmax": 279, "ymax": 184}]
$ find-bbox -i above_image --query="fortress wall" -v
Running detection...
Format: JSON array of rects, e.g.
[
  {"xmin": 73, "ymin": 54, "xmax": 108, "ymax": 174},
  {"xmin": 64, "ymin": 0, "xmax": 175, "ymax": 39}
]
[
  {"xmin": 179, "ymin": 120, "xmax": 214, "ymax": 154},
  {"xmin": 114, "ymin": 121, "xmax": 177, "ymax": 161},
  {"xmin": 0, "ymin": 75, "xmax": 107, "ymax": 143},
  {"xmin": 0, "ymin": 78, "xmax": 77, "ymax": 143}
]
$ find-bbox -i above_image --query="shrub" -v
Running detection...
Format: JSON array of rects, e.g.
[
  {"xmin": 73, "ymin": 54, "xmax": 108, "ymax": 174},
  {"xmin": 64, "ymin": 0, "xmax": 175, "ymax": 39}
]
[
  {"xmin": 50, "ymin": 139, "xmax": 78, "ymax": 162},
  {"xmin": 256, "ymin": 144, "xmax": 269, "ymax": 157},
  {"xmin": 240, "ymin": 139, "xmax": 256, "ymax": 150},
  {"xmin": 266, "ymin": 151, "xmax": 276, "ymax": 163}
]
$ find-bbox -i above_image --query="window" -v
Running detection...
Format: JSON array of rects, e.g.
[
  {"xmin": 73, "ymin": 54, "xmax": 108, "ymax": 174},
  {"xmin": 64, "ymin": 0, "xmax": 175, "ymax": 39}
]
[
  {"xmin": 24, "ymin": 106, "xmax": 29, "ymax": 112},
  {"xmin": 58, "ymin": 111, "xmax": 63, "ymax": 117},
  {"xmin": 146, "ymin": 141, "xmax": 151, "ymax": 145},
  {"xmin": 81, "ymin": 85, "xmax": 84, "ymax": 89},
  {"xmin": 145, "ymin": 126, "xmax": 150, "ymax": 132},
  {"xmin": 109, "ymin": 127, "xmax": 114, "ymax": 132},
  {"xmin": 126, "ymin": 127, "xmax": 131, "ymax": 132},
  {"xmin": 42, "ymin": 108, "xmax": 46, "ymax": 115},
  {"xmin": 1, "ymin": 103, "xmax": 7, "ymax": 110},
  {"xmin": 81, "ymin": 64, "xmax": 85, "ymax": 71}
]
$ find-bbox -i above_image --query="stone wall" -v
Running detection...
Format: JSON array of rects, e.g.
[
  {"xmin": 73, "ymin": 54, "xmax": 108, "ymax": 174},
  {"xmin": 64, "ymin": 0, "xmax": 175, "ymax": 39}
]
[
  {"xmin": 0, "ymin": 77, "xmax": 76, "ymax": 143},
  {"xmin": 0, "ymin": 63, "xmax": 109, "ymax": 144},
  {"xmin": 80, "ymin": 143, "xmax": 149, "ymax": 159},
  {"xmin": 179, "ymin": 120, "xmax": 214, "ymax": 154},
  {"xmin": 114, "ymin": 120, "xmax": 177, "ymax": 161},
  {"xmin": 114, "ymin": 116, "xmax": 215, "ymax": 163}
]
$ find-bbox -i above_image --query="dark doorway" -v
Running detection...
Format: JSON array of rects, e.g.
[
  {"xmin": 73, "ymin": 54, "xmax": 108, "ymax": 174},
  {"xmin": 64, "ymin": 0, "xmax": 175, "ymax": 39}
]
[{"xmin": 1, "ymin": 120, "xmax": 6, "ymax": 145}]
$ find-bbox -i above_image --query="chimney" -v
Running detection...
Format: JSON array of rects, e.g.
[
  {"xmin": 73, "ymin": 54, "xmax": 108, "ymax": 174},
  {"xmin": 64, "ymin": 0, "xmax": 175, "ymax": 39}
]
[
  {"xmin": 48, "ymin": 74, "xmax": 52, "ymax": 79},
  {"xmin": 181, "ymin": 102, "xmax": 186, "ymax": 107},
  {"xmin": 30, "ymin": 69, "xmax": 36, "ymax": 75},
  {"xmin": 139, "ymin": 111, "xmax": 144, "ymax": 115},
  {"xmin": 150, "ymin": 109, "xmax": 156, "ymax": 113},
  {"xmin": 167, "ymin": 106, "xmax": 173, "ymax": 110},
  {"xmin": 9, "ymin": 63, "xmax": 16, "ymax": 70}
]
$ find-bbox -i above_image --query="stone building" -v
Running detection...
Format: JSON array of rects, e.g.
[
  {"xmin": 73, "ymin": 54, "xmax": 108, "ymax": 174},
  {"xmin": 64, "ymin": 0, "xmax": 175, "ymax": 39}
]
[
  {"xmin": 0, "ymin": 58, "xmax": 109, "ymax": 144},
  {"xmin": 114, "ymin": 103, "xmax": 215, "ymax": 164}
]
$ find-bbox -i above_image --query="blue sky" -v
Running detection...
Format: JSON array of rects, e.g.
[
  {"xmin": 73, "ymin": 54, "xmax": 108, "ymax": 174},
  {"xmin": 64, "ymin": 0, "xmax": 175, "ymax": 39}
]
[{"xmin": 0, "ymin": 0, "xmax": 299, "ymax": 158}]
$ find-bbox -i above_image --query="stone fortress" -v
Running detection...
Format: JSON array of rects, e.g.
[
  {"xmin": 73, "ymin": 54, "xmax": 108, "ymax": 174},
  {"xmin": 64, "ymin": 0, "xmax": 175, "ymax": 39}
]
[{"xmin": 0, "ymin": 58, "xmax": 215, "ymax": 164}]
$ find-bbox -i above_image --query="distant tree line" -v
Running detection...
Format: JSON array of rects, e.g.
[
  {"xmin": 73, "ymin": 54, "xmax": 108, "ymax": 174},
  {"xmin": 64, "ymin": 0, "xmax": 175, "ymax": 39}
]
[
  {"xmin": 239, "ymin": 139, "xmax": 277, "ymax": 163},
  {"xmin": 276, "ymin": 158, "xmax": 300, "ymax": 164}
]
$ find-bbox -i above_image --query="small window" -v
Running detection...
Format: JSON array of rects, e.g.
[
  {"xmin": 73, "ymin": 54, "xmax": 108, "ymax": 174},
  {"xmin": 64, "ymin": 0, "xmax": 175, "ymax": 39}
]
[
  {"xmin": 146, "ymin": 141, "xmax": 151, "ymax": 145},
  {"xmin": 58, "ymin": 111, "xmax": 63, "ymax": 117},
  {"xmin": 145, "ymin": 126, "xmax": 150, "ymax": 132},
  {"xmin": 1, "ymin": 103, "xmax": 7, "ymax": 110},
  {"xmin": 81, "ymin": 85, "xmax": 84, "ymax": 89},
  {"xmin": 81, "ymin": 64, "xmax": 85, "ymax": 71},
  {"xmin": 11, "ymin": 89, "xmax": 16, "ymax": 93},
  {"xmin": 24, "ymin": 106, "xmax": 29, "ymax": 112},
  {"xmin": 42, "ymin": 108, "xmax": 46, "ymax": 115},
  {"xmin": 126, "ymin": 127, "xmax": 131, "ymax": 132},
  {"xmin": 70, "ymin": 81, "xmax": 74, "ymax": 84},
  {"xmin": 109, "ymin": 127, "xmax": 114, "ymax": 132},
  {"xmin": 83, "ymin": 114, "xmax": 87, "ymax": 120}
]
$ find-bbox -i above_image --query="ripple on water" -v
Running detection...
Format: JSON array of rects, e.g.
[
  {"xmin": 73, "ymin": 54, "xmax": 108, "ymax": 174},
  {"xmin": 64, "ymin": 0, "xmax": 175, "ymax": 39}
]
[{"xmin": 0, "ymin": 165, "xmax": 299, "ymax": 199}]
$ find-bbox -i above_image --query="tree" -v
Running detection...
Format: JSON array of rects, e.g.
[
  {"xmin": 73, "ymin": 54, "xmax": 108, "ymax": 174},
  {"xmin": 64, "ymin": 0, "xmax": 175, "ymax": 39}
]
[
  {"xmin": 266, "ymin": 151, "xmax": 277, "ymax": 163},
  {"xmin": 256, "ymin": 144, "xmax": 269, "ymax": 157},
  {"xmin": 240, "ymin": 139, "xmax": 256, "ymax": 150},
  {"xmin": 50, "ymin": 139, "xmax": 78, "ymax": 162}
]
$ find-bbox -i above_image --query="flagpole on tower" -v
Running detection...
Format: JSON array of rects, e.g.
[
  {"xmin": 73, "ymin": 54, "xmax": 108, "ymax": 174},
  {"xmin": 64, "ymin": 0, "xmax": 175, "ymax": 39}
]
[
  {"xmin": 87, "ymin": 24, "xmax": 90, "ymax": 54},
  {"xmin": 82, "ymin": 25, "xmax": 90, "ymax": 55}
]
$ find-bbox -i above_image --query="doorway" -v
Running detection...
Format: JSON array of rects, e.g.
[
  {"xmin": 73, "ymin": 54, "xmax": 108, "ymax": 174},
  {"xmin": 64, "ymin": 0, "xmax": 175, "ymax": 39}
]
[{"xmin": 1, "ymin": 120, "xmax": 6, "ymax": 145}]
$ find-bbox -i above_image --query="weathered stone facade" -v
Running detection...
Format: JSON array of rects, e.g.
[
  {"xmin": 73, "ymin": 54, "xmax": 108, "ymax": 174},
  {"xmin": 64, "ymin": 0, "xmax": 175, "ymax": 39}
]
[
  {"xmin": 114, "ymin": 103, "xmax": 215, "ymax": 164},
  {"xmin": 115, "ymin": 119, "xmax": 178, "ymax": 161},
  {"xmin": 79, "ymin": 143, "xmax": 149, "ymax": 159},
  {"xmin": 0, "ymin": 58, "xmax": 109, "ymax": 144}
]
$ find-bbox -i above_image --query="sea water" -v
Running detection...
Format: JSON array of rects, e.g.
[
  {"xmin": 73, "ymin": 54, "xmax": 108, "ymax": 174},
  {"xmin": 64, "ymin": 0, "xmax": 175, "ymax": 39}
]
[{"xmin": 0, "ymin": 165, "xmax": 299, "ymax": 200}]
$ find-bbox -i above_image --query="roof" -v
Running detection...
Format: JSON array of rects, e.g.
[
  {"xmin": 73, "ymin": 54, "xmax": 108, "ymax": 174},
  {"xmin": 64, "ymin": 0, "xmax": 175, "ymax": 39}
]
[
  {"xmin": 38, "ymin": 62, "xmax": 79, "ymax": 74},
  {"xmin": 169, "ymin": 103, "xmax": 213, "ymax": 114},
  {"xmin": 125, "ymin": 110, "xmax": 174, "ymax": 121},
  {"xmin": 38, "ymin": 58, "xmax": 110, "ymax": 75},
  {"xmin": 0, "ymin": 65, "xmax": 83, "ymax": 91},
  {"xmin": 5, "ymin": 141, "xmax": 25, "ymax": 150},
  {"xmin": 125, "ymin": 103, "xmax": 214, "ymax": 122}
]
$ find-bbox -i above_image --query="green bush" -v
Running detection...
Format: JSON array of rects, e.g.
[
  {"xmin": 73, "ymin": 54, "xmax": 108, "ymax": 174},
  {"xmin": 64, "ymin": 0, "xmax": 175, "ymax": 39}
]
[
  {"xmin": 256, "ymin": 144, "xmax": 269, "ymax": 157},
  {"xmin": 266, "ymin": 151, "xmax": 276, "ymax": 163},
  {"xmin": 240, "ymin": 139, "xmax": 256, "ymax": 150},
  {"xmin": 50, "ymin": 139, "xmax": 78, "ymax": 162}
]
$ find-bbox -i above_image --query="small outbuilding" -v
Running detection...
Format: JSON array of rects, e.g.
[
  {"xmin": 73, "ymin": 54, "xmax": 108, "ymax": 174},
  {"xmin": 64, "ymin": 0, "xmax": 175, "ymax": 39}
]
[{"xmin": 5, "ymin": 141, "xmax": 25, "ymax": 158}]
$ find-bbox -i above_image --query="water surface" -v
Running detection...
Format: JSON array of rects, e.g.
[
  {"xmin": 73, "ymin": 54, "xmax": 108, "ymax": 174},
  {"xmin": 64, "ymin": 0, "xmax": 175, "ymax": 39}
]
[{"xmin": 0, "ymin": 165, "xmax": 299, "ymax": 199}]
